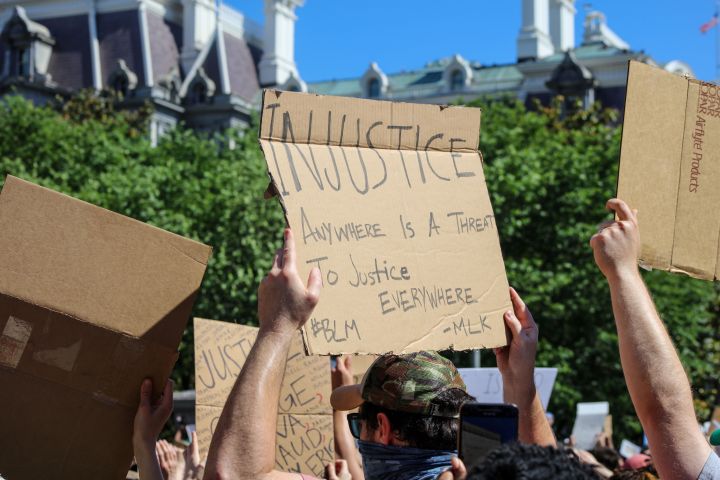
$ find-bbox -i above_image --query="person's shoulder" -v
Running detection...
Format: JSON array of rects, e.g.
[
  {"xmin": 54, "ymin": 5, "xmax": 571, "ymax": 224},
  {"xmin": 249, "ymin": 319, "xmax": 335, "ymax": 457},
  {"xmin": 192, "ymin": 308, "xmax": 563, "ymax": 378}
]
[
  {"xmin": 698, "ymin": 450, "xmax": 720, "ymax": 480},
  {"xmin": 299, "ymin": 475, "xmax": 321, "ymax": 480}
]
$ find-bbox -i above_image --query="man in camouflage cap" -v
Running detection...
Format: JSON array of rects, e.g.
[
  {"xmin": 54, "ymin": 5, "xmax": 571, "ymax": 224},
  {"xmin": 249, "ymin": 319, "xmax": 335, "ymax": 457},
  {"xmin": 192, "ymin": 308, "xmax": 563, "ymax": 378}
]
[
  {"xmin": 332, "ymin": 351, "xmax": 468, "ymax": 418},
  {"xmin": 331, "ymin": 351, "xmax": 473, "ymax": 479}
]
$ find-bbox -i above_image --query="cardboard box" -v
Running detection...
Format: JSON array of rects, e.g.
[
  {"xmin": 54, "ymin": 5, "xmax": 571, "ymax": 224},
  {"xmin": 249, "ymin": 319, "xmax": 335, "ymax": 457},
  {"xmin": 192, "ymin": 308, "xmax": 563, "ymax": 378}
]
[
  {"xmin": 0, "ymin": 176, "xmax": 211, "ymax": 480},
  {"xmin": 194, "ymin": 318, "xmax": 333, "ymax": 477},
  {"xmin": 259, "ymin": 90, "xmax": 511, "ymax": 355},
  {"xmin": 618, "ymin": 61, "xmax": 720, "ymax": 280}
]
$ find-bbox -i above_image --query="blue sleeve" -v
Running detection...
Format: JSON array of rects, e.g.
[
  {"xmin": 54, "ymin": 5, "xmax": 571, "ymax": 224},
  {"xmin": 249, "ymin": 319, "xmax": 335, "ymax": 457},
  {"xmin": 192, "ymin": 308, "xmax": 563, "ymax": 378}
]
[{"xmin": 699, "ymin": 451, "xmax": 720, "ymax": 480}]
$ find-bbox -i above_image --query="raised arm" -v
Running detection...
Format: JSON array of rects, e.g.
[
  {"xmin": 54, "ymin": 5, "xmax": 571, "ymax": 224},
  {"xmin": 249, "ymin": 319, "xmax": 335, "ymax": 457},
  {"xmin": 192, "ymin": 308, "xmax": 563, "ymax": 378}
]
[
  {"xmin": 590, "ymin": 198, "xmax": 711, "ymax": 479},
  {"xmin": 203, "ymin": 229, "xmax": 322, "ymax": 480},
  {"xmin": 133, "ymin": 379, "xmax": 174, "ymax": 480},
  {"xmin": 495, "ymin": 287, "xmax": 556, "ymax": 447},
  {"xmin": 331, "ymin": 356, "xmax": 365, "ymax": 480}
]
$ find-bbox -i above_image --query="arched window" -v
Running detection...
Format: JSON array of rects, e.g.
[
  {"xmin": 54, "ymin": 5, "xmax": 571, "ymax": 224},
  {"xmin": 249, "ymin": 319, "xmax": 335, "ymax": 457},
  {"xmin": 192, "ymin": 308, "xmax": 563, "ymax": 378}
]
[
  {"xmin": 107, "ymin": 59, "xmax": 137, "ymax": 98},
  {"xmin": 112, "ymin": 74, "xmax": 129, "ymax": 97},
  {"xmin": 450, "ymin": 70, "xmax": 464, "ymax": 91},
  {"xmin": 1, "ymin": 7, "xmax": 55, "ymax": 80},
  {"xmin": 367, "ymin": 78, "xmax": 380, "ymax": 98},
  {"xmin": 184, "ymin": 68, "xmax": 215, "ymax": 105},
  {"xmin": 190, "ymin": 81, "xmax": 208, "ymax": 104},
  {"xmin": 15, "ymin": 48, "xmax": 30, "ymax": 76}
]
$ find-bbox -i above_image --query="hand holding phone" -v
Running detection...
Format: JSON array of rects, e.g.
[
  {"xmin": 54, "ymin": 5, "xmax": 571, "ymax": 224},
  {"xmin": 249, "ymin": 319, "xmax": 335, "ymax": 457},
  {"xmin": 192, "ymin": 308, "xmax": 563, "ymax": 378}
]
[{"xmin": 459, "ymin": 402, "xmax": 519, "ymax": 469}]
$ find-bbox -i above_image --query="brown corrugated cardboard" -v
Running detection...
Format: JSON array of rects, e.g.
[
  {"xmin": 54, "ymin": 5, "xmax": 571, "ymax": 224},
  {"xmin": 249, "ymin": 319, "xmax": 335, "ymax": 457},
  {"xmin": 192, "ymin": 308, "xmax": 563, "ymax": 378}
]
[
  {"xmin": 258, "ymin": 90, "xmax": 511, "ymax": 355},
  {"xmin": 0, "ymin": 176, "xmax": 211, "ymax": 480},
  {"xmin": 618, "ymin": 61, "xmax": 720, "ymax": 280},
  {"xmin": 194, "ymin": 318, "xmax": 333, "ymax": 477},
  {"xmin": 349, "ymin": 354, "xmax": 378, "ymax": 385}
]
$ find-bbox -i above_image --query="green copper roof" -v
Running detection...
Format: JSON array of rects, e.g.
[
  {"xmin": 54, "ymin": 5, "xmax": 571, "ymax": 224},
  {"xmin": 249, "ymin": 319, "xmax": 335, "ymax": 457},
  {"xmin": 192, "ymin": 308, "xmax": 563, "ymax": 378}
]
[{"xmin": 308, "ymin": 62, "xmax": 523, "ymax": 98}]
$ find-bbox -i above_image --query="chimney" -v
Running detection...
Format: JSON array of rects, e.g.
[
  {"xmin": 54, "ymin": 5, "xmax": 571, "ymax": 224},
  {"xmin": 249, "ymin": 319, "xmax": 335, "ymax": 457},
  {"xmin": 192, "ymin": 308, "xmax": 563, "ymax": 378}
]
[
  {"xmin": 180, "ymin": 0, "xmax": 217, "ymax": 73},
  {"xmin": 549, "ymin": 0, "xmax": 576, "ymax": 53},
  {"xmin": 259, "ymin": 0, "xmax": 304, "ymax": 87},
  {"xmin": 517, "ymin": 0, "xmax": 554, "ymax": 61}
]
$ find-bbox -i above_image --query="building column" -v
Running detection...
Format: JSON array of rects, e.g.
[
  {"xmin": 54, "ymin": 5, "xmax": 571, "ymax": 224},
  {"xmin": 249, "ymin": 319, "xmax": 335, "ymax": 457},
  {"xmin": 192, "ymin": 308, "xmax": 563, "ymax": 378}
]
[
  {"xmin": 517, "ymin": 0, "xmax": 554, "ymax": 61},
  {"xmin": 549, "ymin": 0, "xmax": 576, "ymax": 53},
  {"xmin": 258, "ymin": 0, "xmax": 304, "ymax": 87},
  {"xmin": 87, "ymin": 0, "xmax": 102, "ymax": 89},
  {"xmin": 138, "ymin": 0, "xmax": 154, "ymax": 87}
]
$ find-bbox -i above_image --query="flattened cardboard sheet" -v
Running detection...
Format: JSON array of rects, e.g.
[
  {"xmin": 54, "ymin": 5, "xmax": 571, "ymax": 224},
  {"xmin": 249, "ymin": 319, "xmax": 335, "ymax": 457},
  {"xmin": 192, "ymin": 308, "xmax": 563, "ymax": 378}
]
[
  {"xmin": 194, "ymin": 318, "xmax": 333, "ymax": 477},
  {"xmin": 259, "ymin": 90, "xmax": 511, "ymax": 354},
  {"xmin": 618, "ymin": 61, "xmax": 720, "ymax": 280},
  {"xmin": 0, "ymin": 176, "xmax": 211, "ymax": 480}
]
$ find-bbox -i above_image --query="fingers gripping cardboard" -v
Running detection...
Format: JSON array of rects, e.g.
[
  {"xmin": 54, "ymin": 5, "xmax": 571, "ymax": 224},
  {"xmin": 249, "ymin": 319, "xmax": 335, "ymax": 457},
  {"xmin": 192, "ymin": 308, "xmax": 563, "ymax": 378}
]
[{"xmin": 258, "ymin": 90, "xmax": 511, "ymax": 355}]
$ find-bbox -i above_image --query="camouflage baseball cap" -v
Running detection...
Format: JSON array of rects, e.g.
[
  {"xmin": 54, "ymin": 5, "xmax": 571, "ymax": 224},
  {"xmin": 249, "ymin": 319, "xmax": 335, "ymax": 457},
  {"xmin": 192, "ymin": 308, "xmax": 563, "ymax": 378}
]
[{"xmin": 330, "ymin": 351, "xmax": 466, "ymax": 418}]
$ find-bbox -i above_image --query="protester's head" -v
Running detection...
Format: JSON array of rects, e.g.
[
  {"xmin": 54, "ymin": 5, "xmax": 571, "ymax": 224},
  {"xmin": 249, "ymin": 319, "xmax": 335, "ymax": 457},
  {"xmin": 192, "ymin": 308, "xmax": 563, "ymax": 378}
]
[
  {"xmin": 332, "ymin": 351, "xmax": 472, "ymax": 450},
  {"xmin": 467, "ymin": 444, "xmax": 599, "ymax": 480},
  {"xmin": 592, "ymin": 446, "xmax": 622, "ymax": 470},
  {"xmin": 609, "ymin": 468, "xmax": 658, "ymax": 480}
]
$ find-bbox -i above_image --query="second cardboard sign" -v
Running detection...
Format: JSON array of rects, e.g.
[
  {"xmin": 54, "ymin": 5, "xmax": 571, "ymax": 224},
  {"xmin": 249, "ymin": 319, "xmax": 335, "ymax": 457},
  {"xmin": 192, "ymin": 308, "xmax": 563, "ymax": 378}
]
[
  {"xmin": 619, "ymin": 61, "xmax": 720, "ymax": 280},
  {"xmin": 194, "ymin": 318, "xmax": 334, "ymax": 478}
]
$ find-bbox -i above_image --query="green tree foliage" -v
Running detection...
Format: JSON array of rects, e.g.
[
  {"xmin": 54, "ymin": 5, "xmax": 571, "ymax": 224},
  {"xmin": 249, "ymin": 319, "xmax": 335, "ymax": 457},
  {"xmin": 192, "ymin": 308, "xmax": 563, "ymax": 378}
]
[
  {"xmin": 469, "ymin": 97, "xmax": 720, "ymax": 442},
  {"xmin": 0, "ymin": 92, "xmax": 716, "ymax": 443}
]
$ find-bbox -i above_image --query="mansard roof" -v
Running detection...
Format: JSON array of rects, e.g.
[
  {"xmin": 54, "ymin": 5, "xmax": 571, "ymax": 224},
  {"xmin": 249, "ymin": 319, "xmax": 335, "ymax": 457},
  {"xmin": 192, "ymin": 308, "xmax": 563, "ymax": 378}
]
[
  {"xmin": 179, "ymin": 26, "xmax": 259, "ymax": 103},
  {"xmin": 0, "ymin": 3, "xmax": 262, "ymax": 105},
  {"xmin": 309, "ymin": 60, "xmax": 524, "ymax": 99}
]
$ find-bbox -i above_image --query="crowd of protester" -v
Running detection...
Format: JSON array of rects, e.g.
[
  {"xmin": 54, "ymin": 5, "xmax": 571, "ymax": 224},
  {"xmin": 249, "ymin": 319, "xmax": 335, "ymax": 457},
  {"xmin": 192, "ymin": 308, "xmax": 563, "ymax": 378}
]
[{"xmin": 120, "ymin": 198, "xmax": 720, "ymax": 480}]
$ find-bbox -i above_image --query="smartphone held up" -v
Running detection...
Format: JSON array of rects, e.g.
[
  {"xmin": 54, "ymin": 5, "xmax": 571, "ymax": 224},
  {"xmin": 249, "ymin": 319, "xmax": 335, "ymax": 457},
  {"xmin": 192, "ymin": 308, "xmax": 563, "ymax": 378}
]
[{"xmin": 459, "ymin": 402, "xmax": 519, "ymax": 469}]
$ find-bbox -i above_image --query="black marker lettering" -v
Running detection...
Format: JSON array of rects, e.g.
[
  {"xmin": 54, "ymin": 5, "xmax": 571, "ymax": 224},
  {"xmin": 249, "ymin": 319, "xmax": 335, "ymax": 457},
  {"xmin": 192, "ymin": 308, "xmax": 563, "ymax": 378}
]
[
  {"xmin": 450, "ymin": 138, "xmax": 476, "ymax": 178},
  {"xmin": 366, "ymin": 121, "xmax": 388, "ymax": 190},
  {"xmin": 323, "ymin": 111, "xmax": 341, "ymax": 191},
  {"xmin": 424, "ymin": 133, "xmax": 450, "ymax": 181}
]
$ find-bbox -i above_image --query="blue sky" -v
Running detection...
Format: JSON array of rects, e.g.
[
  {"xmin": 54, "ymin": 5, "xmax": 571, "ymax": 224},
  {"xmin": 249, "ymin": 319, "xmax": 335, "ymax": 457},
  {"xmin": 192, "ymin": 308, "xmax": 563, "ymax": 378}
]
[{"xmin": 231, "ymin": 1, "xmax": 719, "ymax": 83}]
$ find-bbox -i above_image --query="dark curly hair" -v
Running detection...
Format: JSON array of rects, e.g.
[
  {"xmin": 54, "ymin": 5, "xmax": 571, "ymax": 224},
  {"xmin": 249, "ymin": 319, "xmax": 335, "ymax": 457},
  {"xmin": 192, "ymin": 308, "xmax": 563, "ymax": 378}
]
[
  {"xmin": 359, "ymin": 387, "xmax": 473, "ymax": 451},
  {"xmin": 467, "ymin": 444, "xmax": 600, "ymax": 480},
  {"xmin": 591, "ymin": 446, "xmax": 622, "ymax": 471}
]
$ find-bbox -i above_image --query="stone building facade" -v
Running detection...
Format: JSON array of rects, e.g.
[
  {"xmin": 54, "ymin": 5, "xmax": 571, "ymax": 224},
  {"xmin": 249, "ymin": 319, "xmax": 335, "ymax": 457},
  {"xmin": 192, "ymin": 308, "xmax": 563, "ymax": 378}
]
[{"xmin": 0, "ymin": 0, "xmax": 306, "ymax": 141}]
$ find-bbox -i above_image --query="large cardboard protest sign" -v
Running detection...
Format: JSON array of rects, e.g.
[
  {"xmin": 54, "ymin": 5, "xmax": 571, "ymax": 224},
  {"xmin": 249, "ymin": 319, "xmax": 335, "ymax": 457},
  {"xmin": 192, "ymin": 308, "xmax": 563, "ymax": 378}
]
[
  {"xmin": 194, "ymin": 318, "xmax": 333, "ymax": 477},
  {"xmin": 459, "ymin": 368, "xmax": 558, "ymax": 410},
  {"xmin": 259, "ymin": 90, "xmax": 511, "ymax": 354},
  {"xmin": 0, "ymin": 176, "xmax": 211, "ymax": 480},
  {"xmin": 618, "ymin": 61, "xmax": 720, "ymax": 280}
]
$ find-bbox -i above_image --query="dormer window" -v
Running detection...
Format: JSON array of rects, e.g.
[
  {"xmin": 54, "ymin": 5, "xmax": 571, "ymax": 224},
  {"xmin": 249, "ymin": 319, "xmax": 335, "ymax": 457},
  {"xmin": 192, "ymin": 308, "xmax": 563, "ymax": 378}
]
[
  {"xmin": 191, "ymin": 81, "xmax": 208, "ymax": 104},
  {"xmin": 107, "ymin": 59, "xmax": 137, "ymax": 98},
  {"xmin": 450, "ymin": 70, "xmax": 464, "ymax": 91},
  {"xmin": 16, "ymin": 48, "xmax": 30, "ymax": 77},
  {"xmin": 113, "ymin": 75, "xmax": 129, "ymax": 96},
  {"xmin": 361, "ymin": 62, "xmax": 388, "ymax": 99},
  {"xmin": 158, "ymin": 68, "xmax": 182, "ymax": 102},
  {"xmin": 367, "ymin": 78, "xmax": 380, "ymax": 98},
  {"xmin": 1, "ymin": 6, "xmax": 55, "ymax": 81},
  {"xmin": 185, "ymin": 68, "xmax": 216, "ymax": 105},
  {"xmin": 443, "ymin": 54, "xmax": 473, "ymax": 93}
]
